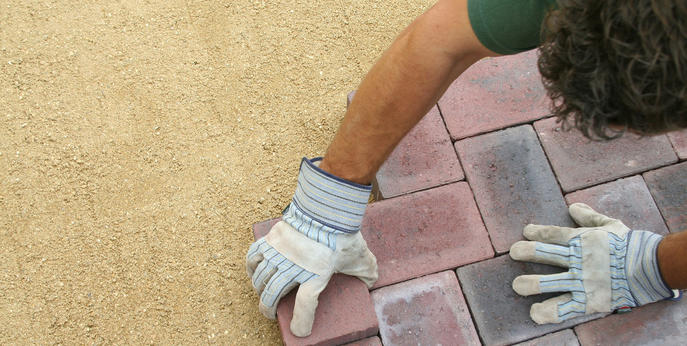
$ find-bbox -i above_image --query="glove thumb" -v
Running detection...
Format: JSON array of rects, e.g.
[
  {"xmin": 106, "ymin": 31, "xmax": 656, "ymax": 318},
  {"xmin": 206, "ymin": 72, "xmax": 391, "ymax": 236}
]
[{"xmin": 290, "ymin": 275, "xmax": 331, "ymax": 337}]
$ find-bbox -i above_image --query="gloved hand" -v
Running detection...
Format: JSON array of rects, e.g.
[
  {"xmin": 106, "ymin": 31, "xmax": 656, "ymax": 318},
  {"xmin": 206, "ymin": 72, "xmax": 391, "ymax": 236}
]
[
  {"xmin": 510, "ymin": 203, "xmax": 677, "ymax": 324},
  {"xmin": 246, "ymin": 157, "xmax": 378, "ymax": 337}
]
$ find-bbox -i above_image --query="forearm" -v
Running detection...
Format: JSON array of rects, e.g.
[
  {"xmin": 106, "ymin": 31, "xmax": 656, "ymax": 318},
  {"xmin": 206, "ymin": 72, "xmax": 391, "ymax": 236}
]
[
  {"xmin": 657, "ymin": 230, "xmax": 687, "ymax": 289},
  {"xmin": 320, "ymin": 0, "xmax": 494, "ymax": 184}
]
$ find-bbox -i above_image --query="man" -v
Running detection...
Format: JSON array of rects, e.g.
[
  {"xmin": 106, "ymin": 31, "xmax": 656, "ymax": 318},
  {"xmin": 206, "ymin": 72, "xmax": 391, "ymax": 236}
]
[{"xmin": 246, "ymin": 0, "xmax": 687, "ymax": 337}]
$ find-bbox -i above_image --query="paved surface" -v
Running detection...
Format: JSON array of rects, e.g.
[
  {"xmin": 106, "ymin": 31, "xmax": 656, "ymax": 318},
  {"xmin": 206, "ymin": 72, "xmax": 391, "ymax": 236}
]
[{"xmin": 253, "ymin": 51, "xmax": 687, "ymax": 345}]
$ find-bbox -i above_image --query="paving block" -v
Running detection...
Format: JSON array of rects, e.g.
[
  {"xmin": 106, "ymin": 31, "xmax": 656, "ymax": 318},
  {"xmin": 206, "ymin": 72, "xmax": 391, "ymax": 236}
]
[
  {"xmin": 667, "ymin": 128, "xmax": 687, "ymax": 160},
  {"xmin": 457, "ymin": 255, "xmax": 605, "ymax": 346},
  {"xmin": 373, "ymin": 105, "xmax": 464, "ymax": 199},
  {"xmin": 565, "ymin": 175, "xmax": 669, "ymax": 235},
  {"xmin": 455, "ymin": 125, "xmax": 574, "ymax": 253},
  {"xmin": 371, "ymin": 270, "xmax": 480, "ymax": 346},
  {"xmin": 437, "ymin": 50, "xmax": 550, "ymax": 140},
  {"xmin": 513, "ymin": 329, "xmax": 579, "ymax": 346},
  {"xmin": 361, "ymin": 182, "xmax": 494, "ymax": 288},
  {"xmin": 348, "ymin": 91, "xmax": 464, "ymax": 199},
  {"xmin": 252, "ymin": 217, "xmax": 280, "ymax": 240},
  {"xmin": 643, "ymin": 161, "xmax": 687, "ymax": 233},
  {"xmin": 574, "ymin": 298, "xmax": 687, "ymax": 346},
  {"xmin": 343, "ymin": 336, "xmax": 382, "ymax": 346},
  {"xmin": 277, "ymin": 274, "xmax": 379, "ymax": 346},
  {"xmin": 534, "ymin": 117, "xmax": 678, "ymax": 192}
]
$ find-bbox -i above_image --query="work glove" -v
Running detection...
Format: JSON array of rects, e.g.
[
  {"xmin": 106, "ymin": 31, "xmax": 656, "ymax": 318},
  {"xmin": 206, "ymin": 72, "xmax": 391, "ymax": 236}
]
[
  {"xmin": 246, "ymin": 157, "xmax": 378, "ymax": 337},
  {"xmin": 510, "ymin": 203, "xmax": 678, "ymax": 324}
]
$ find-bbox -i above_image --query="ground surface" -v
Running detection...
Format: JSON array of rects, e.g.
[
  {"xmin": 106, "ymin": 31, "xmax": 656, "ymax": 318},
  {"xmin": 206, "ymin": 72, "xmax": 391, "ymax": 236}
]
[{"xmin": 0, "ymin": 0, "xmax": 433, "ymax": 344}]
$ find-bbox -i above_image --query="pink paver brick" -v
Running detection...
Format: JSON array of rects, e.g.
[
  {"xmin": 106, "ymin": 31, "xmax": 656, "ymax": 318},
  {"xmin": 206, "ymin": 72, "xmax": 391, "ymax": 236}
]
[
  {"xmin": 252, "ymin": 217, "xmax": 280, "ymax": 240},
  {"xmin": 565, "ymin": 175, "xmax": 669, "ymax": 235},
  {"xmin": 643, "ymin": 161, "xmax": 687, "ymax": 233},
  {"xmin": 360, "ymin": 182, "xmax": 494, "ymax": 288},
  {"xmin": 513, "ymin": 330, "xmax": 580, "ymax": 346},
  {"xmin": 437, "ymin": 50, "xmax": 550, "ymax": 141},
  {"xmin": 667, "ymin": 128, "xmax": 687, "ymax": 160},
  {"xmin": 534, "ymin": 117, "xmax": 678, "ymax": 192},
  {"xmin": 455, "ymin": 125, "xmax": 574, "ymax": 253},
  {"xmin": 349, "ymin": 91, "xmax": 464, "ymax": 199},
  {"xmin": 457, "ymin": 255, "xmax": 604, "ymax": 346},
  {"xmin": 371, "ymin": 270, "xmax": 480, "ymax": 346},
  {"xmin": 574, "ymin": 298, "xmax": 687, "ymax": 345},
  {"xmin": 277, "ymin": 274, "xmax": 379, "ymax": 346},
  {"xmin": 343, "ymin": 336, "xmax": 382, "ymax": 346}
]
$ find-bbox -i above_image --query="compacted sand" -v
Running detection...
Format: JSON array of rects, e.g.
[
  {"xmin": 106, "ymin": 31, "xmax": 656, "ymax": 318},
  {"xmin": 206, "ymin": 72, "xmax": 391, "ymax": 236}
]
[{"xmin": 1, "ymin": 0, "xmax": 432, "ymax": 344}]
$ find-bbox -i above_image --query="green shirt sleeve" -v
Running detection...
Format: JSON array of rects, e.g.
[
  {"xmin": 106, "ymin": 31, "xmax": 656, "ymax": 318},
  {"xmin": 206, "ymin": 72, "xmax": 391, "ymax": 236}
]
[{"xmin": 468, "ymin": 0, "xmax": 558, "ymax": 55}]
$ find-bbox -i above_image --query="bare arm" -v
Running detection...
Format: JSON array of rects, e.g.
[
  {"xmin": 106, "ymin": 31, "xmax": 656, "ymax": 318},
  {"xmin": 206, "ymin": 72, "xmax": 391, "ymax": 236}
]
[
  {"xmin": 319, "ymin": 0, "xmax": 496, "ymax": 184},
  {"xmin": 658, "ymin": 230, "xmax": 687, "ymax": 289}
]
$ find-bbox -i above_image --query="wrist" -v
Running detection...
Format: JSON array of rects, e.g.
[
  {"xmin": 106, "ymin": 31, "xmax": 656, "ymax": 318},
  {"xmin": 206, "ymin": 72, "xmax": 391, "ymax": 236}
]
[{"xmin": 319, "ymin": 157, "xmax": 375, "ymax": 185}]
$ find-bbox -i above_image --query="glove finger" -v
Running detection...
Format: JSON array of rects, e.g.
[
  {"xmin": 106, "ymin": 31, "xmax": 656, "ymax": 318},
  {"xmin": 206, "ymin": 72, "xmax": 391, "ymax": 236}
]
[
  {"xmin": 568, "ymin": 203, "xmax": 628, "ymax": 231},
  {"xmin": 530, "ymin": 293, "xmax": 578, "ymax": 324},
  {"xmin": 523, "ymin": 224, "xmax": 584, "ymax": 245},
  {"xmin": 510, "ymin": 241, "xmax": 570, "ymax": 268},
  {"xmin": 513, "ymin": 272, "xmax": 581, "ymax": 296},
  {"xmin": 252, "ymin": 260, "xmax": 277, "ymax": 296},
  {"xmin": 246, "ymin": 239, "xmax": 267, "ymax": 278},
  {"xmin": 259, "ymin": 264, "xmax": 314, "ymax": 319},
  {"xmin": 339, "ymin": 247, "xmax": 378, "ymax": 288},
  {"xmin": 290, "ymin": 275, "xmax": 330, "ymax": 337}
]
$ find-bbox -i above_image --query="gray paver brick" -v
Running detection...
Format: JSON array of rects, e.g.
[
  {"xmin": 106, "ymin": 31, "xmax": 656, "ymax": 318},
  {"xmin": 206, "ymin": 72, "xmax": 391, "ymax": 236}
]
[
  {"xmin": 252, "ymin": 217, "xmax": 280, "ymax": 240},
  {"xmin": 361, "ymin": 182, "xmax": 494, "ymax": 288},
  {"xmin": 371, "ymin": 270, "xmax": 480, "ymax": 346},
  {"xmin": 457, "ymin": 255, "xmax": 604, "ymax": 346},
  {"xmin": 643, "ymin": 161, "xmax": 687, "ymax": 233},
  {"xmin": 534, "ymin": 117, "xmax": 678, "ymax": 192},
  {"xmin": 513, "ymin": 329, "xmax": 580, "ymax": 346},
  {"xmin": 565, "ymin": 175, "xmax": 669, "ymax": 235},
  {"xmin": 667, "ymin": 128, "xmax": 687, "ymax": 160},
  {"xmin": 455, "ymin": 125, "xmax": 574, "ymax": 253},
  {"xmin": 438, "ymin": 50, "xmax": 550, "ymax": 140},
  {"xmin": 277, "ymin": 274, "xmax": 379, "ymax": 346},
  {"xmin": 574, "ymin": 298, "xmax": 687, "ymax": 346}
]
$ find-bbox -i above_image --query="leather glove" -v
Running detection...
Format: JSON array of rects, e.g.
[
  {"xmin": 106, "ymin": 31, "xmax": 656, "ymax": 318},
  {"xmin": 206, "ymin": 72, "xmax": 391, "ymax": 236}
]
[
  {"xmin": 246, "ymin": 157, "xmax": 378, "ymax": 337},
  {"xmin": 510, "ymin": 203, "xmax": 677, "ymax": 324}
]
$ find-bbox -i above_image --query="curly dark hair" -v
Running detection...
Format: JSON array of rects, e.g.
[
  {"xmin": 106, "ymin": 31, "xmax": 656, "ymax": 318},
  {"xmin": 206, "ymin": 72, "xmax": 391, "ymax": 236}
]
[{"xmin": 538, "ymin": 0, "xmax": 687, "ymax": 139}]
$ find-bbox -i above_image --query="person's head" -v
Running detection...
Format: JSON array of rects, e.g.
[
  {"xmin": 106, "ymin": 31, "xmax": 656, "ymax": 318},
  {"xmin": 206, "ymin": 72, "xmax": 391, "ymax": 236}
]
[{"xmin": 538, "ymin": 0, "xmax": 687, "ymax": 139}]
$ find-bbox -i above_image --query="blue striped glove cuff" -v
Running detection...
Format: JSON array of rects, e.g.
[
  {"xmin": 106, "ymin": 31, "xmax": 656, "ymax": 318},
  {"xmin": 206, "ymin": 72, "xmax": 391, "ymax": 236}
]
[
  {"xmin": 622, "ymin": 231, "xmax": 673, "ymax": 306},
  {"xmin": 283, "ymin": 157, "xmax": 372, "ymax": 247}
]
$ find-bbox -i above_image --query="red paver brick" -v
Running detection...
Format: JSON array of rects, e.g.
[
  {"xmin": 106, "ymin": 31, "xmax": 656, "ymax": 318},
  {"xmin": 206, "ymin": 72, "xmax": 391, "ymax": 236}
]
[
  {"xmin": 667, "ymin": 128, "xmax": 687, "ymax": 160},
  {"xmin": 437, "ymin": 50, "xmax": 550, "ymax": 141},
  {"xmin": 457, "ymin": 255, "xmax": 604, "ymax": 346},
  {"xmin": 343, "ymin": 336, "xmax": 382, "ymax": 346},
  {"xmin": 643, "ymin": 161, "xmax": 687, "ymax": 233},
  {"xmin": 455, "ymin": 125, "xmax": 574, "ymax": 253},
  {"xmin": 513, "ymin": 329, "xmax": 579, "ymax": 346},
  {"xmin": 565, "ymin": 176, "xmax": 669, "ymax": 235},
  {"xmin": 361, "ymin": 182, "xmax": 494, "ymax": 288},
  {"xmin": 534, "ymin": 117, "xmax": 677, "ymax": 192},
  {"xmin": 374, "ymin": 105, "xmax": 464, "ymax": 199},
  {"xmin": 371, "ymin": 270, "xmax": 480, "ymax": 346},
  {"xmin": 574, "ymin": 298, "xmax": 687, "ymax": 345},
  {"xmin": 277, "ymin": 274, "xmax": 379, "ymax": 346},
  {"xmin": 252, "ymin": 217, "xmax": 280, "ymax": 240}
]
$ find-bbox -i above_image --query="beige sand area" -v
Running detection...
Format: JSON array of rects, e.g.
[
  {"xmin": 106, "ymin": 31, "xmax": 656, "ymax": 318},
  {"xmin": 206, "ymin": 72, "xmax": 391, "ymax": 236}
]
[{"xmin": 1, "ymin": 0, "xmax": 434, "ymax": 344}]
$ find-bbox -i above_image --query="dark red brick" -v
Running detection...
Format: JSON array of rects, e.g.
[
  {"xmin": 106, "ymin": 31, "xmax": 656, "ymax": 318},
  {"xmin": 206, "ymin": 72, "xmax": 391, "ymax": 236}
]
[
  {"xmin": 277, "ymin": 274, "xmax": 379, "ymax": 346},
  {"xmin": 361, "ymin": 182, "xmax": 493, "ymax": 289},
  {"xmin": 252, "ymin": 218, "xmax": 280, "ymax": 240},
  {"xmin": 513, "ymin": 329, "xmax": 579, "ymax": 346},
  {"xmin": 343, "ymin": 336, "xmax": 382, "ymax": 346},
  {"xmin": 371, "ymin": 270, "xmax": 480, "ymax": 346},
  {"xmin": 667, "ymin": 129, "xmax": 687, "ymax": 160},
  {"xmin": 457, "ymin": 255, "xmax": 604, "ymax": 346},
  {"xmin": 373, "ymin": 106, "xmax": 464, "ymax": 199},
  {"xmin": 574, "ymin": 298, "xmax": 687, "ymax": 345},
  {"xmin": 643, "ymin": 162, "xmax": 687, "ymax": 233},
  {"xmin": 565, "ymin": 175, "xmax": 669, "ymax": 235},
  {"xmin": 534, "ymin": 117, "xmax": 677, "ymax": 192},
  {"xmin": 455, "ymin": 125, "xmax": 574, "ymax": 253},
  {"xmin": 437, "ymin": 50, "xmax": 550, "ymax": 141}
]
